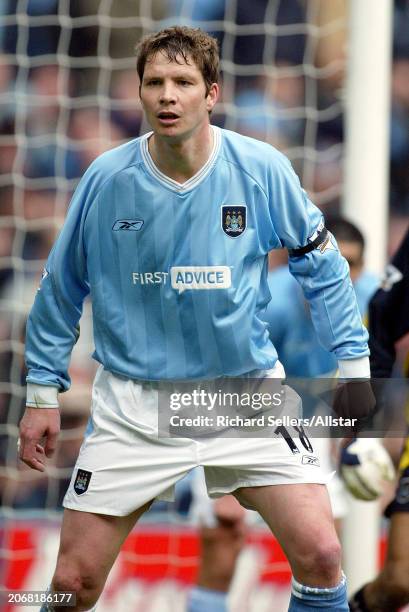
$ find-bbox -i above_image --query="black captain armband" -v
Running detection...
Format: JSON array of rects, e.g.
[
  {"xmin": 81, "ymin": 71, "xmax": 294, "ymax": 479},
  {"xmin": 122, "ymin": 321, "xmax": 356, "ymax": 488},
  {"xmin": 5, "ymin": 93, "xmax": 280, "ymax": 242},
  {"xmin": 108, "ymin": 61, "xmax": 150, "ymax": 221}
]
[{"xmin": 288, "ymin": 227, "xmax": 329, "ymax": 258}]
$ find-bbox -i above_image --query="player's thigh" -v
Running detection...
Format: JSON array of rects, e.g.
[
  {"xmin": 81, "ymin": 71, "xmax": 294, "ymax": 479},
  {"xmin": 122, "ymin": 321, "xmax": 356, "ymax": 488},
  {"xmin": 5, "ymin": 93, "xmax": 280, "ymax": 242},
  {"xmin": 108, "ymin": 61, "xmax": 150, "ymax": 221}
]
[
  {"xmin": 233, "ymin": 483, "xmax": 338, "ymax": 566},
  {"xmin": 55, "ymin": 502, "xmax": 151, "ymax": 583}
]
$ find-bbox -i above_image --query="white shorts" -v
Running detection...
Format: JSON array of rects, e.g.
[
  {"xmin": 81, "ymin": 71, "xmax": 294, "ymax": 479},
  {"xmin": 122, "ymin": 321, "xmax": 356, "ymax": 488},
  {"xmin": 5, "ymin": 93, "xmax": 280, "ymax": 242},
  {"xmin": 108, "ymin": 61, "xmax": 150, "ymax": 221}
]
[
  {"xmin": 313, "ymin": 437, "xmax": 348, "ymax": 519},
  {"xmin": 63, "ymin": 365, "xmax": 332, "ymax": 516}
]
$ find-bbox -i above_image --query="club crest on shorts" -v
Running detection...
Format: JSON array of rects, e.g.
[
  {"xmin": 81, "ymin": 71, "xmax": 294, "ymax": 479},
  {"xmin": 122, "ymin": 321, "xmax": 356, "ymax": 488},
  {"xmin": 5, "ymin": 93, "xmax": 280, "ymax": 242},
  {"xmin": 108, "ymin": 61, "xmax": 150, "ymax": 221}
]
[
  {"xmin": 221, "ymin": 205, "xmax": 246, "ymax": 238},
  {"xmin": 74, "ymin": 469, "xmax": 92, "ymax": 495}
]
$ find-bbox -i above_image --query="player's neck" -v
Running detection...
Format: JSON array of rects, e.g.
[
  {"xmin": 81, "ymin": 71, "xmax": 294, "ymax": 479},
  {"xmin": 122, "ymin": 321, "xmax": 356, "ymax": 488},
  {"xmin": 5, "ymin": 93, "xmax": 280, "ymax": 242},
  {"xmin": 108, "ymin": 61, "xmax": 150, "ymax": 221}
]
[{"xmin": 148, "ymin": 123, "xmax": 214, "ymax": 184}]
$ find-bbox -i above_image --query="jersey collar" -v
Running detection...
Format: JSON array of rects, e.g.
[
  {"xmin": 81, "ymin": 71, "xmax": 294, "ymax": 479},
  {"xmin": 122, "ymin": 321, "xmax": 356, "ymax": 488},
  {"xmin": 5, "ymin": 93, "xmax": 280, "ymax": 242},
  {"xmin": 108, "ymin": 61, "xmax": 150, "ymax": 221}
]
[{"xmin": 140, "ymin": 125, "xmax": 221, "ymax": 193}]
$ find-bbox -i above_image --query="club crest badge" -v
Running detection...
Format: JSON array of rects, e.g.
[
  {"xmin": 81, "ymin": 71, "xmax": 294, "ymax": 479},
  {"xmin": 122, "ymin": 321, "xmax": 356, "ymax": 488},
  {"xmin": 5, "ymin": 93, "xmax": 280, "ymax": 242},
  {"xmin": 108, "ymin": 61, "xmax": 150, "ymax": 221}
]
[
  {"xmin": 221, "ymin": 205, "xmax": 246, "ymax": 238},
  {"xmin": 74, "ymin": 469, "xmax": 92, "ymax": 495}
]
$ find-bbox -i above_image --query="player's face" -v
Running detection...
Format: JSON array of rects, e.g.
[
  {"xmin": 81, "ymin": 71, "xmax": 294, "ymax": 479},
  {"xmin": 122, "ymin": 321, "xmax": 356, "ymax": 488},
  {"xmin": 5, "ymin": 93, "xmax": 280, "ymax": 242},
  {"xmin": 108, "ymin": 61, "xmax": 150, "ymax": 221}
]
[{"xmin": 139, "ymin": 51, "xmax": 218, "ymax": 141}]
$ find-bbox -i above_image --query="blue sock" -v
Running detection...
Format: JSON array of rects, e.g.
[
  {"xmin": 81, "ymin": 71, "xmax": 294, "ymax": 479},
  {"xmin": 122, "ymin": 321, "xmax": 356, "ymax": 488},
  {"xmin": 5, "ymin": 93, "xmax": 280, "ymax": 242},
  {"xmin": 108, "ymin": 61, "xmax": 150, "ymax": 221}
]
[
  {"xmin": 289, "ymin": 573, "xmax": 348, "ymax": 611},
  {"xmin": 187, "ymin": 586, "xmax": 227, "ymax": 612}
]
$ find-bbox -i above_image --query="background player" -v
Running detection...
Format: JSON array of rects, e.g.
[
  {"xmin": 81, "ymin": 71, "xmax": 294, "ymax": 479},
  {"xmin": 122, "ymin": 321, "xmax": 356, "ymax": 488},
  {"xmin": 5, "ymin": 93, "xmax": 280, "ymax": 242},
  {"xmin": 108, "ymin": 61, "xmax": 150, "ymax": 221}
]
[
  {"xmin": 187, "ymin": 484, "xmax": 246, "ymax": 612},
  {"xmin": 348, "ymin": 227, "xmax": 409, "ymax": 612},
  {"xmin": 18, "ymin": 26, "xmax": 373, "ymax": 612}
]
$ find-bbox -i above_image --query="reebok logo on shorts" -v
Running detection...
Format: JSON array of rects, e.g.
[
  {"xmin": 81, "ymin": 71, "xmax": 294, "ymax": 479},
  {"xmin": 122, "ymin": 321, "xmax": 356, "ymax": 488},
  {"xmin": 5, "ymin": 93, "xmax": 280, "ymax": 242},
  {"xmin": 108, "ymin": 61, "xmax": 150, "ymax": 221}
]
[
  {"xmin": 74, "ymin": 469, "xmax": 92, "ymax": 495},
  {"xmin": 302, "ymin": 455, "xmax": 320, "ymax": 467}
]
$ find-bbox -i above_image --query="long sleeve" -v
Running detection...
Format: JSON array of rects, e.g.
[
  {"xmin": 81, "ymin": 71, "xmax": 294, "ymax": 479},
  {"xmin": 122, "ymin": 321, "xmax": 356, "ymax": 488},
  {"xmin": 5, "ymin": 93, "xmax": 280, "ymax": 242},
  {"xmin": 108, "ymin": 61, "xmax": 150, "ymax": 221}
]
[
  {"xmin": 269, "ymin": 154, "xmax": 369, "ymax": 364},
  {"xmin": 25, "ymin": 170, "xmax": 97, "ymax": 392}
]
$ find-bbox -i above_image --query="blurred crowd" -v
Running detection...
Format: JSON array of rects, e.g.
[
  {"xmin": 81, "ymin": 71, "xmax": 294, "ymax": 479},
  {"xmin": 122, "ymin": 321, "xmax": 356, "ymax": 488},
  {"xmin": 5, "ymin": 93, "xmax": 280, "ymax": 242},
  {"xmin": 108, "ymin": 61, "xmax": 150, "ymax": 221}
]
[{"xmin": 0, "ymin": 0, "xmax": 409, "ymax": 511}]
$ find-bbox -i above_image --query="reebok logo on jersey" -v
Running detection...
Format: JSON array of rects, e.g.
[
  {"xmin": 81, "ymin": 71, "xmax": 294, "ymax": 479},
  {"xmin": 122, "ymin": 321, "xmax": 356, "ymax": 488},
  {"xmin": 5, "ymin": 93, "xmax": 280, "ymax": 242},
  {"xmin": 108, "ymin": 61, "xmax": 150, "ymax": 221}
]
[
  {"xmin": 112, "ymin": 219, "xmax": 144, "ymax": 231},
  {"xmin": 221, "ymin": 205, "xmax": 246, "ymax": 238},
  {"xmin": 171, "ymin": 266, "xmax": 232, "ymax": 294}
]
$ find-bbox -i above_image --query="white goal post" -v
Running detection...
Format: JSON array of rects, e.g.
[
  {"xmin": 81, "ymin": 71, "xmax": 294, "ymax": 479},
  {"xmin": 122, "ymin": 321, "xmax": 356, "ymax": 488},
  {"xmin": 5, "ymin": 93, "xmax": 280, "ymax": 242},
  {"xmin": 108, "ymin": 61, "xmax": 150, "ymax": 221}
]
[{"xmin": 342, "ymin": 0, "xmax": 393, "ymax": 595}]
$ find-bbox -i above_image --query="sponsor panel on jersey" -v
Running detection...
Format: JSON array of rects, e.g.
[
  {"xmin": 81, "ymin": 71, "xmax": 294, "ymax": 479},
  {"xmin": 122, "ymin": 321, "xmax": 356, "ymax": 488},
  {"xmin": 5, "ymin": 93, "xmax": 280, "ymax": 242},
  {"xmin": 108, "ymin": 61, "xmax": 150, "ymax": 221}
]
[
  {"xmin": 131, "ymin": 266, "xmax": 232, "ymax": 293},
  {"xmin": 132, "ymin": 271, "xmax": 169, "ymax": 285},
  {"xmin": 171, "ymin": 266, "xmax": 231, "ymax": 293}
]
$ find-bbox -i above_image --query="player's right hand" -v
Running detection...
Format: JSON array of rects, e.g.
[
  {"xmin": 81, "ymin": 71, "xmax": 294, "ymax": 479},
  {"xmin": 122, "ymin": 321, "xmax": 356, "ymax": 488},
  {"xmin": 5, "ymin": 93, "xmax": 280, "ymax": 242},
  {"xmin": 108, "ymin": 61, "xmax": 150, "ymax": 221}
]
[{"xmin": 18, "ymin": 407, "xmax": 61, "ymax": 472}]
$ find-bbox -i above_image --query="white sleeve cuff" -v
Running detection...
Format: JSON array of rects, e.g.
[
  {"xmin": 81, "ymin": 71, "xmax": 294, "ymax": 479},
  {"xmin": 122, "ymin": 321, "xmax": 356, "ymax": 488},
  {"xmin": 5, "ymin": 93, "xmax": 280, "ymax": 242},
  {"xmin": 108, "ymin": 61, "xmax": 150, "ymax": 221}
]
[
  {"xmin": 26, "ymin": 383, "xmax": 59, "ymax": 408},
  {"xmin": 337, "ymin": 357, "xmax": 370, "ymax": 379}
]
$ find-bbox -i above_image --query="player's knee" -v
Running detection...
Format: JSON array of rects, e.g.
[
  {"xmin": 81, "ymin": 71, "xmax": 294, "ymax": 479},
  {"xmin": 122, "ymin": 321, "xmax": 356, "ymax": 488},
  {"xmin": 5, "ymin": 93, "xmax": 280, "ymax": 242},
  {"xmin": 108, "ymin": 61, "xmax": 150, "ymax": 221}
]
[
  {"xmin": 52, "ymin": 571, "xmax": 81, "ymax": 597},
  {"xmin": 53, "ymin": 563, "xmax": 101, "ymax": 611},
  {"xmin": 300, "ymin": 538, "xmax": 342, "ymax": 583}
]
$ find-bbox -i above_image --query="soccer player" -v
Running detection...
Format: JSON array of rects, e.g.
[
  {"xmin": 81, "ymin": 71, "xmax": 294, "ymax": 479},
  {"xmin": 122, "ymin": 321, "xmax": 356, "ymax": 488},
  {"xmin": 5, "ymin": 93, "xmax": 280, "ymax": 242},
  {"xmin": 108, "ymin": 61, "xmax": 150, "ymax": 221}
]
[
  {"xmin": 349, "ymin": 227, "xmax": 409, "ymax": 612},
  {"xmin": 19, "ymin": 26, "xmax": 372, "ymax": 612}
]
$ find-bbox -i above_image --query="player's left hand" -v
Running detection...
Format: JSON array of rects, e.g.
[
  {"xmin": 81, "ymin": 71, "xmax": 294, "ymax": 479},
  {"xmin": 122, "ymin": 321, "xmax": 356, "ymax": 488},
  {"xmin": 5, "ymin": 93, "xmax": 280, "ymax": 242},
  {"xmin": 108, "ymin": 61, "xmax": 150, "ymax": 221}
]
[{"xmin": 333, "ymin": 380, "xmax": 376, "ymax": 428}]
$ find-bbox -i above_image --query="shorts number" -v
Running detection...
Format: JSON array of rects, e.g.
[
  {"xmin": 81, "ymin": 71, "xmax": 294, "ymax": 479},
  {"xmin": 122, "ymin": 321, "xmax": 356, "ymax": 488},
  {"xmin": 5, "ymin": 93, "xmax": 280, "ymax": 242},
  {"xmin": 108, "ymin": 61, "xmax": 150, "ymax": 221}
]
[
  {"xmin": 293, "ymin": 425, "xmax": 314, "ymax": 453},
  {"xmin": 275, "ymin": 424, "xmax": 313, "ymax": 454}
]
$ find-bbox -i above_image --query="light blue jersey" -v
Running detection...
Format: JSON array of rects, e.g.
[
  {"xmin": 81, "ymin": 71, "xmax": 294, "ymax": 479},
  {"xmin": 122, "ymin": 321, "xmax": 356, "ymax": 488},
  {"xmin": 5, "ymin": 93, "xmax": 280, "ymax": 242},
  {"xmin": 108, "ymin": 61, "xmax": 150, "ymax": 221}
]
[
  {"xmin": 25, "ymin": 126, "xmax": 369, "ymax": 391},
  {"xmin": 265, "ymin": 265, "xmax": 378, "ymax": 376}
]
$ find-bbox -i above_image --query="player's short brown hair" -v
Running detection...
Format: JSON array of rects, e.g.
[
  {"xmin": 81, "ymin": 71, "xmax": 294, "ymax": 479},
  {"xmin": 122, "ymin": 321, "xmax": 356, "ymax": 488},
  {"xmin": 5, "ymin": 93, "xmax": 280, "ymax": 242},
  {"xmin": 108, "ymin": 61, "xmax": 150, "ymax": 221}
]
[{"xmin": 136, "ymin": 26, "xmax": 220, "ymax": 94}]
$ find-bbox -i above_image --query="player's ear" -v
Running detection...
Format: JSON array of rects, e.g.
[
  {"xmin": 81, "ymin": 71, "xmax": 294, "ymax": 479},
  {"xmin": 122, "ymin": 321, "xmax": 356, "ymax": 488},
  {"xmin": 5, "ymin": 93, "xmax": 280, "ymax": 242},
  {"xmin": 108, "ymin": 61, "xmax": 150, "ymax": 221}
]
[
  {"xmin": 206, "ymin": 83, "xmax": 219, "ymax": 112},
  {"xmin": 138, "ymin": 81, "xmax": 146, "ymax": 110}
]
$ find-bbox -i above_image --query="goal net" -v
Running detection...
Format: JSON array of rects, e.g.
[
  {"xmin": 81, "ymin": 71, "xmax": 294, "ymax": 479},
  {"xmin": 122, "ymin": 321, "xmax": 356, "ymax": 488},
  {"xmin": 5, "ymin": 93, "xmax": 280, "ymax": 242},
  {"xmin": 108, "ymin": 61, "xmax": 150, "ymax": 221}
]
[{"xmin": 0, "ymin": 1, "xmax": 375, "ymax": 610}]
